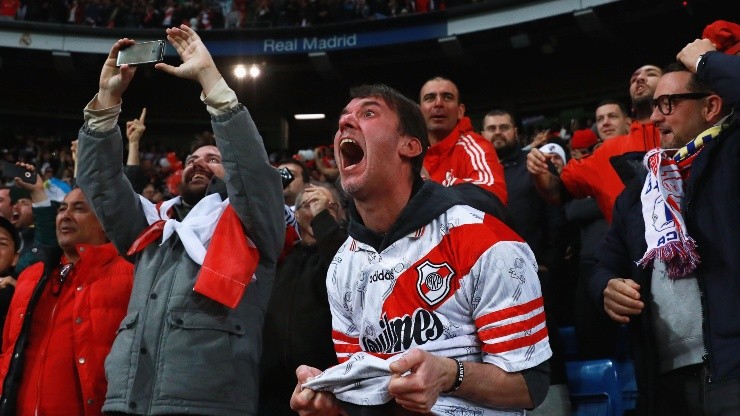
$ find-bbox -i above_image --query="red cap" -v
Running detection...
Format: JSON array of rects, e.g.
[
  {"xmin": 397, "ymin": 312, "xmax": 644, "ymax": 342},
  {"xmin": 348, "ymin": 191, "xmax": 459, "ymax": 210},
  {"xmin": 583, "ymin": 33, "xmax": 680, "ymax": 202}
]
[
  {"xmin": 703, "ymin": 20, "xmax": 740, "ymax": 55},
  {"xmin": 570, "ymin": 129, "xmax": 598, "ymax": 149}
]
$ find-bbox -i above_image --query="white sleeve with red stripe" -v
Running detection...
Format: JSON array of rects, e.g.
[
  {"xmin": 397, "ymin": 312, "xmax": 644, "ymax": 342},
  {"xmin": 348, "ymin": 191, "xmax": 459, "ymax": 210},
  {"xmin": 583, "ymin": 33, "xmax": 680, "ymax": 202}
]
[
  {"xmin": 326, "ymin": 239, "xmax": 363, "ymax": 363},
  {"xmin": 467, "ymin": 240, "xmax": 552, "ymax": 372}
]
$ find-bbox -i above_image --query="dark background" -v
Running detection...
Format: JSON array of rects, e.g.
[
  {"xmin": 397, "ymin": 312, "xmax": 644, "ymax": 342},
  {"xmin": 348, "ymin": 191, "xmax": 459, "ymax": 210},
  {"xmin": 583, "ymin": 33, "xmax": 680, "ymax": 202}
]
[{"xmin": 0, "ymin": 0, "xmax": 724, "ymax": 154}]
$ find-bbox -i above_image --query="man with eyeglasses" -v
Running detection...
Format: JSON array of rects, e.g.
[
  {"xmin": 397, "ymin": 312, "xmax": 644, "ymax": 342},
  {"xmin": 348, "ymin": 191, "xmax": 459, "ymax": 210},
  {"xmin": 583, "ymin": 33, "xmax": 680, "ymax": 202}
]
[
  {"xmin": 482, "ymin": 109, "xmax": 570, "ymax": 414},
  {"xmin": 0, "ymin": 187, "xmax": 133, "ymax": 415},
  {"xmin": 527, "ymin": 65, "xmax": 663, "ymax": 223},
  {"xmin": 589, "ymin": 51, "xmax": 740, "ymax": 414}
]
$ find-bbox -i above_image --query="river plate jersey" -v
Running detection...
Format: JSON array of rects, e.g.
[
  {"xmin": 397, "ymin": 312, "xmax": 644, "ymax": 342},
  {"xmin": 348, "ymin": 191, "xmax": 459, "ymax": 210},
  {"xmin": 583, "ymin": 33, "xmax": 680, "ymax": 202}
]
[{"xmin": 324, "ymin": 204, "xmax": 552, "ymax": 414}]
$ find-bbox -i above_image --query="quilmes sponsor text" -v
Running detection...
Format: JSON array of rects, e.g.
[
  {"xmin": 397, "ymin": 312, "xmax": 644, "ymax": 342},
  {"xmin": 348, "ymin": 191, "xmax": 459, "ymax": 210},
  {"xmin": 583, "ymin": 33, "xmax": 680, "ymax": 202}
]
[{"xmin": 263, "ymin": 34, "xmax": 358, "ymax": 53}]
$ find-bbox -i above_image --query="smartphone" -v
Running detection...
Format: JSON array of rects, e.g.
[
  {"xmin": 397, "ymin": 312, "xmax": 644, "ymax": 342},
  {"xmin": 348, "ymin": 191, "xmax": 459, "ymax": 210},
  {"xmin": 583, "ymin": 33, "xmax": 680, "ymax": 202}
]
[
  {"xmin": 0, "ymin": 161, "xmax": 37, "ymax": 184},
  {"xmin": 117, "ymin": 40, "xmax": 166, "ymax": 67},
  {"xmin": 278, "ymin": 167, "xmax": 295, "ymax": 189}
]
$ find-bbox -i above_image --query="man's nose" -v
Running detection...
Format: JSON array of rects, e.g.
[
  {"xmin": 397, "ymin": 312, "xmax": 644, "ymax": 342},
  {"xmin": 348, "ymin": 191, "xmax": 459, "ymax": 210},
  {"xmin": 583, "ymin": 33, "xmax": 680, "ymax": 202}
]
[
  {"xmin": 191, "ymin": 157, "xmax": 208, "ymax": 169},
  {"xmin": 338, "ymin": 112, "xmax": 358, "ymax": 131}
]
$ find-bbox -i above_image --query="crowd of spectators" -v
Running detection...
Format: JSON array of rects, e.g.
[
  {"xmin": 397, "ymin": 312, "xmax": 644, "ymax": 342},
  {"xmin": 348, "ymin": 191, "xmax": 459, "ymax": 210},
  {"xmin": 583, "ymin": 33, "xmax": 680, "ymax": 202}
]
[
  {"xmin": 0, "ymin": 0, "xmax": 477, "ymax": 29},
  {"xmin": 0, "ymin": 131, "xmax": 345, "ymax": 204}
]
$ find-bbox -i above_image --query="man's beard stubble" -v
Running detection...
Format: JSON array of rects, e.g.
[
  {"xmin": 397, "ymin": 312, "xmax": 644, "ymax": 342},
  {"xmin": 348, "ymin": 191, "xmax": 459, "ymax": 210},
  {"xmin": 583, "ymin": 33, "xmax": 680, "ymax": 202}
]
[
  {"xmin": 178, "ymin": 181, "xmax": 208, "ymax": 206},
  {"xmin": 632, "ymin": 95, "xmax": 654, "ymax": 121}
]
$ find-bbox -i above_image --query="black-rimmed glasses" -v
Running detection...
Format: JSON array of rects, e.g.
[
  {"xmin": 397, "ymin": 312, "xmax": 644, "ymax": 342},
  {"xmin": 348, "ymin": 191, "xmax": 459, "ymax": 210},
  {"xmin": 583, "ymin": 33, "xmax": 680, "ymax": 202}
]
[{"xmin": 651, "ymin": 93, "xmax": 710, "ymax": 116}]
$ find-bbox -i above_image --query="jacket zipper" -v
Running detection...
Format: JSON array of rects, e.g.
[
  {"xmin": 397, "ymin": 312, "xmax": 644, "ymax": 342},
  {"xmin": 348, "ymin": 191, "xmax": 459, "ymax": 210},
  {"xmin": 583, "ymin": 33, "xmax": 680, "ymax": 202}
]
[{"xmin": 34, "ymin": 296, "xmax": 62, "ymax": 415}]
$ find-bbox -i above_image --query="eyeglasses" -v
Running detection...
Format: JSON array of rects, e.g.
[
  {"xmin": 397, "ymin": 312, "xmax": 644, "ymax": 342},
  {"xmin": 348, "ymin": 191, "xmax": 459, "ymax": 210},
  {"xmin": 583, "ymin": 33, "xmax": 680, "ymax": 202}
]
[
  {"xmin": 651, "ymin": 93, "xmax": 710, "ymax": 116},
  {"xmin": 485, "ymin": 124, "xmax": 513, "ymax": 133}
]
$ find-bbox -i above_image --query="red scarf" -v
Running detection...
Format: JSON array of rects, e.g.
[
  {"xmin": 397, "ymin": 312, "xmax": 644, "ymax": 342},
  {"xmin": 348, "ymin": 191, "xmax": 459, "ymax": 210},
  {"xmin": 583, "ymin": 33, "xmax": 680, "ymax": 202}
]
[{"xmin": 129, "ymin": 204, "xmax": 259, "ymax": 309}]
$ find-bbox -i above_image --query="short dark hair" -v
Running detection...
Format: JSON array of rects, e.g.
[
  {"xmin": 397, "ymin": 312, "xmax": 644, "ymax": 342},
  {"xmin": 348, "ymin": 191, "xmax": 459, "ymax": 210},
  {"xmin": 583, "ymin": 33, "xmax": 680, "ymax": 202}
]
[
  {"xmin": 277, "ymin": 158, "xmax": 310, "ymax": 184},
  {"xmin": 421, "ymin": 76, "xmax": 462, "ymax": 104},
  {"xmin": 190, "ymin": 131, "xmax": 217, "ymax": 154},
  {"xmin": 595, "ymin": 99, "xmax": 629, "ymax": 117},
  {"xmin": 663, "ymin": 62, "xmax": 727, "ymax": 115},
  {"xmin": 0, "ymin": 216, "xmax": 20, "ymax": 253},
  {"xmin": 349, "ymin": 84, "xmax": 429, "ymax": 175},
  {"xmin": 484, "ymin": 109, "xmax": 517, "ymax": 126}
]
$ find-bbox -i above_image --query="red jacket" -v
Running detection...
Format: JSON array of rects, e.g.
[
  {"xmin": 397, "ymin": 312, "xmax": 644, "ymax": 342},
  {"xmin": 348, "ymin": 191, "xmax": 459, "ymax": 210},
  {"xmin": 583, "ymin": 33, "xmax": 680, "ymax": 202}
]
[
  {"xmin": 0, "ymin": 243, "xmax": 133, "ymax": 416},
  {"xmin": 423, "ymin": 117, "xmax": 508, "ymax": 205},
  {"xmin": 560, "ymin": 121, "xmax": 660, "ymax": 223}
]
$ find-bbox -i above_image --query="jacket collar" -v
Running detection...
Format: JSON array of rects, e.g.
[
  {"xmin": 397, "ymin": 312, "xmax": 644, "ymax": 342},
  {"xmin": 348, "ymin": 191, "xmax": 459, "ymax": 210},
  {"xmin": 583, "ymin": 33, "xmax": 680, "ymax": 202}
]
[
  {"xmin": 62, "ymin": 242, "xmax": 121, "ymax": 268},
  {"xmin": 426, "ymin": 117, "xmax": 474, "ymax": 155}
]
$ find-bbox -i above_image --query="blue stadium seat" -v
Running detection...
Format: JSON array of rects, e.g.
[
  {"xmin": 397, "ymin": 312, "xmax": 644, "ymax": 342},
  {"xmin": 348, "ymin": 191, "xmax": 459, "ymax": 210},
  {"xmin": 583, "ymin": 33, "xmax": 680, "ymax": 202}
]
[
  {"xmin": 566, "ymin": 359, "xmax": 623, "ymax": 416},
  {"xmin": 613, "ymin": 324, "xmax": 638, "ymax": 411},
  {"xmin": 559, "ymin": 326, "xmax": 579, "ymax": 360},
  {"xmin": 615, "ymin": 358, "xmax": 637, "ymax": 411}
]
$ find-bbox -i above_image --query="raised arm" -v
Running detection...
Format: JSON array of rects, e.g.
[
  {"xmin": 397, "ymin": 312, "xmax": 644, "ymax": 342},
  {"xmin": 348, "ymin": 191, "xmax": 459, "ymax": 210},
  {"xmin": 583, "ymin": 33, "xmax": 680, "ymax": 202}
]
[
  {"xmin": 678, "ymin": 39, "xmax": 740, "ymax": 110},
  {"xmin": 76, "ymin": 38, "xmax": 149, "ymax": 255},
  {"xmin": 126, "ymin": 107, "xmax": 146, "ymax": 167},
  {"xmin": 157, "ymin": 25, "xmax": 284, "ymax": 263},
  {"xmin": 526, "ymin": 147, "xmax": 567, "ymax": 206}
]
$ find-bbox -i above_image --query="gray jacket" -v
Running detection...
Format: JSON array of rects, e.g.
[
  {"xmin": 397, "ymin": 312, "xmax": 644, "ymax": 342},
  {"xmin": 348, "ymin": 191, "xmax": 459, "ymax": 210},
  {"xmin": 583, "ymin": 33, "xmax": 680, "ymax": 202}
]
[{"xmin": 77, "ymin": 105, "xmax": 284, "ymax": 415}]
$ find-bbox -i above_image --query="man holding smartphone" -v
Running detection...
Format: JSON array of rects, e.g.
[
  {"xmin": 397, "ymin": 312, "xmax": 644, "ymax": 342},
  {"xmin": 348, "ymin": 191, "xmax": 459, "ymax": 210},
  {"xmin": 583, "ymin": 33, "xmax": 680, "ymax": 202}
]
[{"xmin": 76, "ymin": 26, "xmax": 284, "ymax": 416}]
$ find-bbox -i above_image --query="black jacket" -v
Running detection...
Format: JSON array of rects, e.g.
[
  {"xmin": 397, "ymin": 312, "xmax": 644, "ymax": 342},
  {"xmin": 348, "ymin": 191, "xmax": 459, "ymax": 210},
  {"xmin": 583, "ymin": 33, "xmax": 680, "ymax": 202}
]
[
  {"xmin": 259, "ymin": 210, "xmax": 347, "ymax": 416},
  {"xmin": 590, "ymin": 87, "xmax": 740, "ymax": 413}
]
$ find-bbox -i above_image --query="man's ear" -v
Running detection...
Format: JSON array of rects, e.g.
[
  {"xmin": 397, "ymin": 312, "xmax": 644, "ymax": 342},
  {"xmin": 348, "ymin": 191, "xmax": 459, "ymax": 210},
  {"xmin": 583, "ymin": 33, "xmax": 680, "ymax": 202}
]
[
  {"xmin": 399, "ymin": 136, "xmax": 423, "ymax": 159},
  {"xmin": 704, "ymin": 94, "xmax": 723, "ymax": 121},
  {"xmin": 11, "ymin": 252, "xmax": 19, "ymax": 268},
  {"xmin": 458, "ymin": 103, "xmax": 466, "ymax": 120}
]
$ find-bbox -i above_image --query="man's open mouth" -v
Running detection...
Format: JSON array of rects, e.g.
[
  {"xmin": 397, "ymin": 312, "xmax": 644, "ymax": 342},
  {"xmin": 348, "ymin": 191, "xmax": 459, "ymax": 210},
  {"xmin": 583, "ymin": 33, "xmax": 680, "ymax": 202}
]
[
  {"xmin": 188, "ymin": 172, "xmax": 212, "ymax": 184},
  {"xmin": 340, "ymin": 139, "xmax": 364, "ymax": 168}
]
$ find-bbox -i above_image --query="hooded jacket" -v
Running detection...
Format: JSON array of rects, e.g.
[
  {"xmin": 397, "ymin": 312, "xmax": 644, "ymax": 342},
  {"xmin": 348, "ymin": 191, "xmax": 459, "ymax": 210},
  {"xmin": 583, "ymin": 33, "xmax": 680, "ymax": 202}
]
[{"xmin": 325, "ymin": 179, "xmax": 551, "ymax": 413}]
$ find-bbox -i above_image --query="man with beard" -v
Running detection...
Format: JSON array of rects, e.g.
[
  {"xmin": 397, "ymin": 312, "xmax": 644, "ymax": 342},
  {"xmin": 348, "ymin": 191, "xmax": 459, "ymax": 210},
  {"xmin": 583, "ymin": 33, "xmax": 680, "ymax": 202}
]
[
  {"xmin": 290, "ymin": 84, "xmax": 551, "ymax": 415},
  {"xmin": 419, "ymin": 77, "xmax": 508, "ymax": 207},
  {"xmin": 527, "ymin": 65, "xmax": 663, "ymax": 223},
  {"xmin": 482, "ymin": 109, "xmax": 569, "ymax": 415},
  {"xmin": 76, "ymin": 25, "xmax": 284, "ymax": 415}
]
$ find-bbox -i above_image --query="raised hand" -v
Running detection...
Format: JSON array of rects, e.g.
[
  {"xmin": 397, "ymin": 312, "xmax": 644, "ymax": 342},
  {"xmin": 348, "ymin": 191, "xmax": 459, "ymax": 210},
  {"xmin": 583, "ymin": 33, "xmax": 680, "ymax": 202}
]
[
  {"xmin": 96, "ymin": 38, "xmax": 138, "ymax": 109},
  {"xmin": 13, "ymin": 163, "xmax": 47, "ymax": 203},
  {"xmin": 526, "ymin": 147, "xmax": 552, "ymax": 176},
  {"xmin": 301, "ymin": 185, "xmax": 338, "ymax": 217},
  {"xmin": 677, "ymin": 38, "xmax": 717, "ymax": 73},
  {"xmin": 155, "ymin": 25, "xmax": 222, "ymax": 96},
  {"xmin": 127, "ymin": 108, "xmax": 147, "ymax": 144}
]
